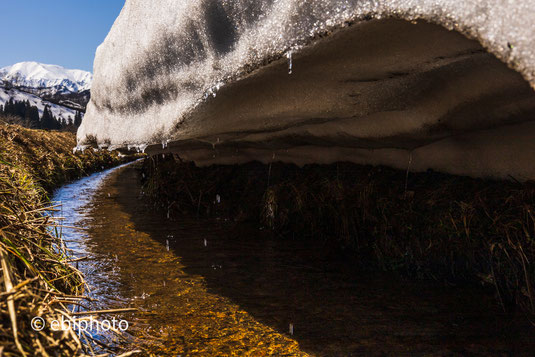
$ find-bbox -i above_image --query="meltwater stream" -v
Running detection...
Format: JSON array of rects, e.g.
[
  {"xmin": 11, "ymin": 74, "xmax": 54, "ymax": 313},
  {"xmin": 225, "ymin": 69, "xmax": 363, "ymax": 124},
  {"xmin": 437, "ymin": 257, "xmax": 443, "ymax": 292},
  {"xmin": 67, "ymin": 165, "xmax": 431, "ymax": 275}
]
[{"xmin": 52, "ymin": 163, "xmax": 534, "ymax": 356}]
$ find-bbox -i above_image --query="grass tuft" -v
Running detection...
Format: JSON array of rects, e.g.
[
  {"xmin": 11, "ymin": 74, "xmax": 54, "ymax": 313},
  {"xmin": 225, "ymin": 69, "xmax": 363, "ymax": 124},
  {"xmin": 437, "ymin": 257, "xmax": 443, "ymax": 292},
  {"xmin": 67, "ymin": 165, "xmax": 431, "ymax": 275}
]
[{"xmin": 0, "ymin": 121, "xmax": 138, "ymax": 355}]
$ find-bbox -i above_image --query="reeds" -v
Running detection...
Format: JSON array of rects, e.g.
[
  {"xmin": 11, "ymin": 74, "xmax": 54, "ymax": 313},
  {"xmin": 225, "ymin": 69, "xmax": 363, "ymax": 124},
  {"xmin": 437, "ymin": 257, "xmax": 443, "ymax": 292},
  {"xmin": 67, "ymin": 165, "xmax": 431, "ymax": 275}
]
[
  {"xmin": 0, "ymin": 149, "xmax": 85, "ymax": 355},
  {"xmin": 0, "ymin": 121, "xmax": 137, "ymax": 355},
  {"xmin": 141, "ymin": 155, "xmax": 535, "ymax": 317}
]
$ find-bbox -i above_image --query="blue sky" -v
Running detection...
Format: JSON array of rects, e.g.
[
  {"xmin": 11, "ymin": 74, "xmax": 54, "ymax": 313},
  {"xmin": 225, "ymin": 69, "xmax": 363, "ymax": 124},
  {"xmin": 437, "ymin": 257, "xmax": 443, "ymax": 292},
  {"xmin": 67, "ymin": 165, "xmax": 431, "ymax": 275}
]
[{"xmin": 0, "ymin": 1, "xmax": 125, "ymax": 72}]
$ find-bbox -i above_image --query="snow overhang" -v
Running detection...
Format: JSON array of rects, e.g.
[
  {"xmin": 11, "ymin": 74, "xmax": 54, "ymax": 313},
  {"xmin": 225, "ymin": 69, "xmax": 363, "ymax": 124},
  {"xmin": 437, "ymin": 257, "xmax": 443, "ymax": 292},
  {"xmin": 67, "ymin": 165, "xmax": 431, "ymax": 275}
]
[{"xmin": 79, "ymin": 1, "xmax": 535, "ymax": 180}]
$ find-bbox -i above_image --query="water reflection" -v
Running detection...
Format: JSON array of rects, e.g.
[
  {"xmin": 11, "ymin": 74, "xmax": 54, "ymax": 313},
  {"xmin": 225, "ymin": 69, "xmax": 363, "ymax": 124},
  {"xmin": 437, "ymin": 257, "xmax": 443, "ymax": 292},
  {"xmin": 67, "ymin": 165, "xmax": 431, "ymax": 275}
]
[{"xmin": 53, "ymin": 163, "xmax": 535, "ymax": 356}]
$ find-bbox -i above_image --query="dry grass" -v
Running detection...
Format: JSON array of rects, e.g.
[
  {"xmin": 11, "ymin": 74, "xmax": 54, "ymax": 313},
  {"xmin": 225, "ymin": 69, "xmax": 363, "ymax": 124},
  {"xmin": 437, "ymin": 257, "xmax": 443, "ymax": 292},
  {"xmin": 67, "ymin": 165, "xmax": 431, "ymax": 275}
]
[
  {"xmin": 0, "ymin": 120, "xmax": 126, "ymax": 192},
  {"xmin": 141, "ymin": 155, "xmax": 535, "ymax": 317},
  {"xmin": 0, "ymin": 121, "xmax": 138, "ymax": 356}
]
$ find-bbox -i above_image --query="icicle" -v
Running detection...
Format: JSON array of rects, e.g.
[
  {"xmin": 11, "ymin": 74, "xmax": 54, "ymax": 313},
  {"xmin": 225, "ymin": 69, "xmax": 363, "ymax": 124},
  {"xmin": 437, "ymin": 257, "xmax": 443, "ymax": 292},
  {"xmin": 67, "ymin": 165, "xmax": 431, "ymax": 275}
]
[
  {"xmin": 166, "ymin": 239, "xmax": 170, "ymax": 251},
  {"xmin": 127, "ymin": 144, "xmax": 148, "ymax": 153},
  {"xmin": 204, "ymin": 239, "xmax": 207, "ymax": 247},
  {"xmin": 287, "ymin": 50, "xmax": 293, "ymax": 74},
  {"xmin": 75, "ymin": 145, "xmax": 88, "ymax": 153},
  {"xmin": 204, "ymin": 82, "xmax": 224, "ymax": 100},
  {"xmin": 289, "ymin": 323, "xmax": 294, "ymax": 335}
]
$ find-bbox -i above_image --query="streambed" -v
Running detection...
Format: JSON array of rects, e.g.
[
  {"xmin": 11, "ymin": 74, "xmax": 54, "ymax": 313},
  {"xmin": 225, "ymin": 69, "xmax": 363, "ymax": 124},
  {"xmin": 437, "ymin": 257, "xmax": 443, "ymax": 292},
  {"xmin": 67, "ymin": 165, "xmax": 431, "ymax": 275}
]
[{"xmin": 52, "ymin": 162, "xmax": 534, "ymax": 356}]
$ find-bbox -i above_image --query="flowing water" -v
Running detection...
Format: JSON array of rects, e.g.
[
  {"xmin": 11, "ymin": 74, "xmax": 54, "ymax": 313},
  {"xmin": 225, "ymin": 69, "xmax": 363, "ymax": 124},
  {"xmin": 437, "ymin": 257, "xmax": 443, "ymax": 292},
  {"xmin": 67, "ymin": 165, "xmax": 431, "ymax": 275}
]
[{"xmin": 52, "ymin": 163, "xmax": 535, "ymax": 356}]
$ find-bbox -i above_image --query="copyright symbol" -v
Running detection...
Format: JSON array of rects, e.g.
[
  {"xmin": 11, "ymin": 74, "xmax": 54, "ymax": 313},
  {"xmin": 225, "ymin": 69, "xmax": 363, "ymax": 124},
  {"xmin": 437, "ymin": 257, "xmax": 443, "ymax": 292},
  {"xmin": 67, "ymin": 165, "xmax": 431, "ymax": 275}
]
[{"xmin": 31, "ymin": 317, "xmax": 45, "ymax": 331}]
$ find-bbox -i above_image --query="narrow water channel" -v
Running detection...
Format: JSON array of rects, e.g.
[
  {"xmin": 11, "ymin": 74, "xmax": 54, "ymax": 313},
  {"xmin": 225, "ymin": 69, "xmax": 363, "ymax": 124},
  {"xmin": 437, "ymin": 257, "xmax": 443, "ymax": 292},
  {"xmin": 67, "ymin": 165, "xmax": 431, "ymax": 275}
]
[{"xmin": 53, "ymin": 163, "xmax": 535, "ymax": 356}]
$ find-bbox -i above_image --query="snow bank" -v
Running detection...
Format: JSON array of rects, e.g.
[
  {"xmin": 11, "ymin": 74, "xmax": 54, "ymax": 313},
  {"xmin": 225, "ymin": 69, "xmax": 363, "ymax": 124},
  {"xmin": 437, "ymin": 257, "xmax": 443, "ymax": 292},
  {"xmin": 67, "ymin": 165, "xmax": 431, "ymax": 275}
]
[{"xmin": 79, "ymin": 0, "xmax": 535, "ymax": 180}]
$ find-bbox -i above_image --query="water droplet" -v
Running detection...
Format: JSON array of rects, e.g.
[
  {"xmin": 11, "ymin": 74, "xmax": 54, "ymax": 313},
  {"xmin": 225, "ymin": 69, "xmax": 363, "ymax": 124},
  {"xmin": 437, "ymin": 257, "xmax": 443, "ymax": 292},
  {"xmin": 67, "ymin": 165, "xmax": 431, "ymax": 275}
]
[{"xmin": 216, "ymin": 194, "xmax": 221, "ymax": 204}]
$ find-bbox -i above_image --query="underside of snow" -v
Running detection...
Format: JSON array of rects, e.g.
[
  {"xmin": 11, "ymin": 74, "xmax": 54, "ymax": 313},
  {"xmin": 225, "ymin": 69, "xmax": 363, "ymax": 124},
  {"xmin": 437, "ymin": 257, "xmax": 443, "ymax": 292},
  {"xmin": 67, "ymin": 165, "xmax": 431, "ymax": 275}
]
[{"xmin": 79, "ymin": 0, "xmax": 535, "ymax": 180}]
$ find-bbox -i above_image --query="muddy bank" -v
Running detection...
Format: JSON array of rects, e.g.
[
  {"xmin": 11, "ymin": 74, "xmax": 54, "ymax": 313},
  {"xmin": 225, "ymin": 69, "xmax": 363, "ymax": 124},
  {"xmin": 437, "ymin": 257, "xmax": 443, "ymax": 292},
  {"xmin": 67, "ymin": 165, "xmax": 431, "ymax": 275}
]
[
  {"xmin": 141, "ymin": 154, "xmax": 535, "ymax": 317},
  {"xmin": 82, "ymin": 163, "xmax": 535, "ymax": 355}
]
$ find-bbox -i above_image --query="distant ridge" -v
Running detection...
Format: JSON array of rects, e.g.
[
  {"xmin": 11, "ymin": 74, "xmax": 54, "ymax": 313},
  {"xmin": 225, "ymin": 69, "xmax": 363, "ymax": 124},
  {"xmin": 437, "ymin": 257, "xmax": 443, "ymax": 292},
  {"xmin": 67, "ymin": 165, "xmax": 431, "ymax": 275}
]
[
  {"xmin": 0, "ymin": 62, "xmax": 92, "ymax": 124},
  {"xmin": 0, "ymin": 61, "xmax": 92, "ymax": 93}
]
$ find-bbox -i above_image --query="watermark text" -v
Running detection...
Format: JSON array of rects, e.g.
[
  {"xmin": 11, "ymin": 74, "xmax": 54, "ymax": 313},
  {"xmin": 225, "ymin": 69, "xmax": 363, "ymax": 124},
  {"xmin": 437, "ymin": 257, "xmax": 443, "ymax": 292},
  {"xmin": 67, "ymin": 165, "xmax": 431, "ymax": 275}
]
[{"xmin": 31, "ymin": 315, "xmax": 129, "ymax": 336}]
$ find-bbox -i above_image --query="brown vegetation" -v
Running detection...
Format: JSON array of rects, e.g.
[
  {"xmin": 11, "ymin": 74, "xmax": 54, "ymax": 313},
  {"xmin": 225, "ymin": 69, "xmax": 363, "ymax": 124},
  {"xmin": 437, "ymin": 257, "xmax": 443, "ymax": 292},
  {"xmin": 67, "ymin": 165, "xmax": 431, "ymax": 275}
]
[
  {"xmin": 0, "ymin": 121, "xmax": 135, "ymax": 356},
  {"xmin": 141, "ymin": 154, "xmax": 535, "ymax": 317}
]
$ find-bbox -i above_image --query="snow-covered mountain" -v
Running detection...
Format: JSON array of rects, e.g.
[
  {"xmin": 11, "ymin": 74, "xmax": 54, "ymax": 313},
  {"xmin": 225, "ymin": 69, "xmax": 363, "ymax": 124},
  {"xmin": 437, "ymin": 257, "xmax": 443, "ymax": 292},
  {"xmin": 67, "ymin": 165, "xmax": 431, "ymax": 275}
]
[
  {"xmin": 0, "ymin": 62, "xmax": 92, "ymax": 125},
  {"xmin": 0, "ymin": 62, "xmax": 92, "ymax": 93},
  {"xmin": 0, "ymin": 87, "xmax": 79, "ymax": 123}
]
